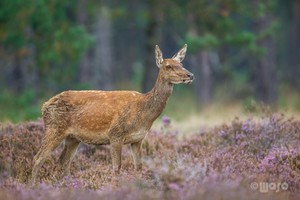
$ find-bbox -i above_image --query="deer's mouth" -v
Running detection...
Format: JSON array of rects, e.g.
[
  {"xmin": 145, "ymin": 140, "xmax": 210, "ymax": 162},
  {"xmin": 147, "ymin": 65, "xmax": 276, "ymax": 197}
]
[
  {"xmin": 171, "ymin": 78, "xmax": 193, "ymax": 84},
  {"xmin": 170, "ymin": 73, "xmax": 194, "ymax": 84},
  {"xmin": 183, "ymin": 79, "xmax": 193, "ymax": 84},
  {"xmin": 183, "ymin": 74, "xmax": 194, "ymax": 83}
]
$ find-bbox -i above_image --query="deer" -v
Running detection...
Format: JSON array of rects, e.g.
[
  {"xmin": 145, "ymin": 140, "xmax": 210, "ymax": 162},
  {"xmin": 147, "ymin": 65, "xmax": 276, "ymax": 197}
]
[{"xmin": 31, "ymin": 44, "xmax": 194, "ymax": 184}]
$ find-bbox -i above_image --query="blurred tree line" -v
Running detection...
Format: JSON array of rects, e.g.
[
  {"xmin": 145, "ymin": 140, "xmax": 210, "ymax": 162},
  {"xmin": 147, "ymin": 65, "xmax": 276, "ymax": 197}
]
[{"xmin": 0, "ymin": 0, "xmax": 300, "ymax": 119}]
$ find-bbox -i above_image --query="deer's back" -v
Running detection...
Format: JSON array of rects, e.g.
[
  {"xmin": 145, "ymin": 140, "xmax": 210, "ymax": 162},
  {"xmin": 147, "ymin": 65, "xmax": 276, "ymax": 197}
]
[{"xmin": 42, "ymin": 90, "xmax": 145, "ymax": 134}]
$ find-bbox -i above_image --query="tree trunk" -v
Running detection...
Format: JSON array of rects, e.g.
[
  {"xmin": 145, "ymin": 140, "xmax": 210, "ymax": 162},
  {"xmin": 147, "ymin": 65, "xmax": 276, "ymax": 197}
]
[
  {"xmin": 187, "ymin": 13, "xmax": 213, "ymax": 105},
  {"xmin": 77, "ymin": 0, "xmax": 90, "ymax": 84},
  {"xmin": 252, "ymin": 14, "xmax": 277, "ymax": 106},
  {"xmin": 1, "ymin": 28, "xmax": 38, "ymax": 95},
  {"xmin": 290, "ymin": 0, "xmax": 300, "ymax": 88},
  {"xmin": 92, "ymin": 6, "xmax": 113, "ymax": 90},
  {"xmin": 142, "ymin": 0, "xmax": 162, "ymax": 93},
  {"xmin": 113, "ymin": 0, "xmax": 137, "ymax": 86},
  {"xmin": 20, "ymin": 47, "xmax": 38, "ymax": 93},
  {"xmin": 11, "ymin": 57, "xmax": 23, "ymax": 93},
  {"xmin": 142, "ymin": 20, "xmax": 158, "ymax": 93},
  {"xmin": 8, "ymin": 47, "xmax": 38, "ymax": 95},
  {"xmin": 191, "ymin": 51, "xmax": 212, "ymax": 105}
]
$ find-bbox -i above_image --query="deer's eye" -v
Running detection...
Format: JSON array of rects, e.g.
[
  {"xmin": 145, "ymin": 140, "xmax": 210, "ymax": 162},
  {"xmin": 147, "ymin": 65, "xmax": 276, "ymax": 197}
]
[{"xmin": 166, "ymin": 65, "xmax": 172, "ymax": 69}]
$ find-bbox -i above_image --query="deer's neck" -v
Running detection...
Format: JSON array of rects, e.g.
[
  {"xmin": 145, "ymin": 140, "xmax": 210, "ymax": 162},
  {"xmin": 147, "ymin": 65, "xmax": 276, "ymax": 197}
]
[{"xmin": 144, "ymin": 71, "xmax": 173, "ymax": 122}]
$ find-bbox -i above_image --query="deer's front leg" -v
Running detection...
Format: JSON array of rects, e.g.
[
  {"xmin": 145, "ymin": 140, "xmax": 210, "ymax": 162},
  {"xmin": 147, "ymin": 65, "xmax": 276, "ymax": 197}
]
[
  {"xmin": 130, "ymin": 140, "xmax": 143, "ymax": 171},
  {"xmin": 110, "ymin": 140, "xmax": 122, "ymax": 174}
]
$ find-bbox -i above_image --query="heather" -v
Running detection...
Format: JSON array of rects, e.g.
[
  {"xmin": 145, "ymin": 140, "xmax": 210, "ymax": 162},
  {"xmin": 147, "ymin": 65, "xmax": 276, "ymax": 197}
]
[{"xmin": 0, "ymin": 112, "xmax": 300, "ymax": 199}]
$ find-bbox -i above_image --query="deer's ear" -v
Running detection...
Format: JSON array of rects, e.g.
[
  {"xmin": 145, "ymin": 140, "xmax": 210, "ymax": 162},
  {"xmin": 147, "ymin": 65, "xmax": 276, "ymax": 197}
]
[
  {"xmin": 172, "ymin": 44, "xmax": 187, "ymax": 63},
  {"xmin": 155, "ymin": 45, "xmax": 163, "ymax": 68}
]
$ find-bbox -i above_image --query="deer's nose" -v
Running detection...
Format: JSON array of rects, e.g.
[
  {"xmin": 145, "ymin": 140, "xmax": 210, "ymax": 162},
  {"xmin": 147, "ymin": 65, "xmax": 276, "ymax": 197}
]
[{"xmin": 187, "ymin": 73, "xmax": 194, "ymax": 80}]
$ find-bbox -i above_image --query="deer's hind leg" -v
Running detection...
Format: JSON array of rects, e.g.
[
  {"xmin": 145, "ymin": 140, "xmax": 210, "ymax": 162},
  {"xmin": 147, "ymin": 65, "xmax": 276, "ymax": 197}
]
[
  {"xmin": 58, "ymin": 136, "xmax": 80, "ymax": 176},
  {"xmin": 31, "ymin": 127, "xmax": 66, "ymax": 184},
  {"xmin": 130, "ymin": 140, "xmax": 143, "ymax": 171}
]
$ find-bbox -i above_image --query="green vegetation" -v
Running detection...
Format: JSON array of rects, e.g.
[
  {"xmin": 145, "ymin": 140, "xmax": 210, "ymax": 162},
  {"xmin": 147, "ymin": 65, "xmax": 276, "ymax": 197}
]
[
  {"xmin": 162, "ymin": 86, "xmax": 199, "ymax": 121},
  {"xmin": 1, "ymin": 85, "xmax": 300, "ymax": 123},
  {"xmin": 0, "ymin": 0, "xmax": 300, "ymax": 122},
  {"xmin": 0, "ymin": 89, "xmax": 41, "ymax": 122}
]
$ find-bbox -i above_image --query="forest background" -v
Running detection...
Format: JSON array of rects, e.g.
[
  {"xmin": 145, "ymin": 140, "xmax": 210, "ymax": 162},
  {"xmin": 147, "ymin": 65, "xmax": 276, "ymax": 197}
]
[{"xmin": 1, "ymin": 0, "xmax": 300, "ymax": 122}]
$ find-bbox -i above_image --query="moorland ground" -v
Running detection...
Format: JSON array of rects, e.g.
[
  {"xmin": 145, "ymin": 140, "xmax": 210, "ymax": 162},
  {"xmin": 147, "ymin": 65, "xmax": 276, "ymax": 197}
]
[{"xmin": 0, "ymin": 109, "xmax": 300, "ymax": 199}]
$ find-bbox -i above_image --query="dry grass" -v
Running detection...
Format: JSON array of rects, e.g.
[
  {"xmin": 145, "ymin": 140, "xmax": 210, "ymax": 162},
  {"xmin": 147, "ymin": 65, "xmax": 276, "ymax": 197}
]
[{"xmin": 0, "ymin": 111, "xmax": 300, "ymax": 199}]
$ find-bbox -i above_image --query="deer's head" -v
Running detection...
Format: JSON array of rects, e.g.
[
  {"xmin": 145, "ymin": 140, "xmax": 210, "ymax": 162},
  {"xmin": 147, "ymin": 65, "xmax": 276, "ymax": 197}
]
[{"xmin": 155, "ymin": 44, "xmax": 194, "ymax": 84}]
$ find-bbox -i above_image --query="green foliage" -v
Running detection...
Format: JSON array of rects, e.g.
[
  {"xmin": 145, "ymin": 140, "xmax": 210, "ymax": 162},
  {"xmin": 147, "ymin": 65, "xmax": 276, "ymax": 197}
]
[
  {"xmin": 0, "ymin": 89, "xmax": 41, "ymax": 122},
  {"xmin": 132, "ymin": 62, "xmax": 144, "ymax": 88},
  {"xmin": 163, "ymin": 86, "xmax": 198, "ymax": 120},
  {"xmin": 186, "ymin": 34, "xmax": 219, "ymax": 53},
  {"xmin": 243, "ymin": 98, "xmax": 259, "ymax": 113},
  {"xmin": 0, "ymin": 0, "xmax": 94, "ymax": 89},
  {"xmin": 0, "ymin": 0, "xmax": 297, "ymax": 122},
  {"xmin": 182, "ymin": 1, "xmax": 277, "ymax": 54},
  {"xmin": 224, "ymin": 31, "xmax": 255, "ymax": 47}
]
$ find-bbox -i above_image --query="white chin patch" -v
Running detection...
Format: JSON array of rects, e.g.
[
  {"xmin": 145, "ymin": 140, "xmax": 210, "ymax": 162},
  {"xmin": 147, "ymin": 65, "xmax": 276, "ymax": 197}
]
[
  {"xmin": 171, "ymin": 80, "xmax": 192, "ymax": 84},
  {"xmin": 170, "ymin": 81, "xmax": 182, "ymax": 84},
  {"xmin": 171, "ymin": 80, "xmax": 193, "ymax": 84},
  {"xmin": 185, "ymin": 80, "xmax": 193, "ymax": 84}
]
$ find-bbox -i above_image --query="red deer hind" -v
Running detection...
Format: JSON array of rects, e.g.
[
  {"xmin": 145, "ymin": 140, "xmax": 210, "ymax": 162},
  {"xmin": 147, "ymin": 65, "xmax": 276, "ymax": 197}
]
[{"xmin": 31, "ymin": 44, "xmax": 194, "ymax": 184}]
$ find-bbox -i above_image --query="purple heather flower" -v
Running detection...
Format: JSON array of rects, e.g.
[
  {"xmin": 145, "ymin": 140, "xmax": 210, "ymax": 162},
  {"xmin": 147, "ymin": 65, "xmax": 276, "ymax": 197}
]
[
  {"xmin": 218, "ymin": 130, "xmax": 227, "ymax": 137},
  {"xmin": 168, "ymin": 182, "xmax": 180, "ymax": 191},
  {"xmin": 241, "ymin": 118, "xmax": 254, "ymax": 133},
  {"xmin": 162, "ymin": 115, "xmax": 171, "ymax": 127}
]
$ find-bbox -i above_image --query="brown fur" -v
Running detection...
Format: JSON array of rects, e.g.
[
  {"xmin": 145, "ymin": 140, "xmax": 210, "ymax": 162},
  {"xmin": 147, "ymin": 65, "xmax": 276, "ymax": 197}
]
[{"xmin": 31, "ymin": 45, "xmax": 193, "ymax": 184}]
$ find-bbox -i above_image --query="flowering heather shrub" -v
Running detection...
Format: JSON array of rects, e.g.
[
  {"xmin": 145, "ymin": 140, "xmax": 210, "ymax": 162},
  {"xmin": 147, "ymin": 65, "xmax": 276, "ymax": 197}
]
[
  {"xmin": 0, "ymin": 112, "xmax": 300, "ymax": 199},
  {"xmin": 0, "ymin": 120, "xmax": 44, "ymax": 182},
  {"xmin": 259, "ymin": 146, "xmax": 300, "ymax": 191}
]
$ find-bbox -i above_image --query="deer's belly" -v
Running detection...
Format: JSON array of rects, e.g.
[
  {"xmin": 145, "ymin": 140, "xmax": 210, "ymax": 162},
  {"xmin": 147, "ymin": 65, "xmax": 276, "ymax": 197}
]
[
  {"xmin": 67, "ymin": 127, "xmax": 148, "ymax": 145},
  {"xmin": 69, "ymin": 128, "xmax": 110, "ymax": 145},
  {"xmin": 124, "ymin": 129, "xmax": 148, "ymax": 144}
]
